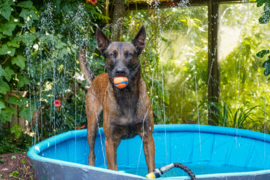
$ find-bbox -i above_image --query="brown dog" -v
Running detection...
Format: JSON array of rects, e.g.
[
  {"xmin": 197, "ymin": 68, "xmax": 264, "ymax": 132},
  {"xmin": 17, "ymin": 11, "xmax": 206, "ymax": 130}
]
[{"xmin": 79, "ymin": 26, "xmax": 155, "ymax": 173}]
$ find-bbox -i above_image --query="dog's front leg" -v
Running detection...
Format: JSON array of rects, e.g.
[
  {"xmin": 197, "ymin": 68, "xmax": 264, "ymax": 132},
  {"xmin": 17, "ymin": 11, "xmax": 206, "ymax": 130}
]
[
  {"xmin": 138, "ymin": 131, "xmax": 155, "ymax": 173},
  {"xmin": 105, "ymin": 137, "xmax": 121, "ymax": 171}
]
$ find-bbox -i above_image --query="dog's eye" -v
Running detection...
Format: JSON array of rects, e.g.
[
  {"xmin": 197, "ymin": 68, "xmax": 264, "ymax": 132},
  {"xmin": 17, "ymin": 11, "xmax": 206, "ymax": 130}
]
[
  {"xmin": 109, "ymin": 53, "xmax": 115, "ymax": 58},
  {"xmin": 110, "ymin": 51, "xmax": 117, "ymax": 58},
  {"xmin": 126, "ymin": 52, "xmax": 133, "ymax": 58}
]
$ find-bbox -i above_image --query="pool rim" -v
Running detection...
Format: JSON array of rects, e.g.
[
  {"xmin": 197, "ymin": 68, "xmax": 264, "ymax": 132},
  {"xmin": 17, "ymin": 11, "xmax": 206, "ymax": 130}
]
[{"xmin": 27, "ymin": 124, "xmax": 270, "ymax": 179}]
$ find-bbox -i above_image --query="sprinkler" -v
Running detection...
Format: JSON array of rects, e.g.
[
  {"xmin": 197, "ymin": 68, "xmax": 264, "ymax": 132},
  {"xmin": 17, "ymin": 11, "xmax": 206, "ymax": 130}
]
[
  {"xmin": 114, "ymin": 77, "xmax": 128, "ymax": 89},
  {"xmin": 146, "ymin": 163, "xmax": 196, "ymax": 180}
]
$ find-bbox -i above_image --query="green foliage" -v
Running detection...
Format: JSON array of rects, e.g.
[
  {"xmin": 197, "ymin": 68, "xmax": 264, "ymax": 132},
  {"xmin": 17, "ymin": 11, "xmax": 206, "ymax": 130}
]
[
  {"xmin": 9, "ymin": 171, "xmax": 19, "ymax": 178},
  {"xmin": 0, "ymin": 0, "xmax": 37, "ymax": 126},
  {"xmin": 121, "ymin": 7, "xmax": 208, "ymax": 124},
  {"xmin": 262, "ymin": 56, "xmax": 270, "ymax": 76},
  {"xmin": 217, "ymin": 3, "xmax": 270, "ymax": 125},
  {"xmin": 11, "ymin": 155, "xmax": 16, "ymax": 159},
  {"xmin": 257, "ymin": 1, "xmax": 270, "ymax": 79},
  {"xmin": 256, "ymin": 49, "xmax": 269, "ymax": 58},
  {"xmin": 21, "ymin": 0, "xmax": 109, "ymax": 140},
  {"xmin": 10, "ymin": 125, "xmax": 22, "ymax": 139},
  {"xmin": 257, "ymin": 0, "xmax": 270, "ymax": 24},
  {"xmin": 193, "ymin": 97, "xmax": 268, "ymax": 132},
  {"xmin": 121, "ymin": 9, "xmax": 170, "ymax": 123},
  {"xmin": 19, "ymin": 106, "xmax": 36, "ymax": 121},
  {"xmin": 1, "ymin": 0, "xmax": 108, "ymax": 146},
  {"xmin": 0, "ymin": 128, "xmax": 32, "ymax": 154}
]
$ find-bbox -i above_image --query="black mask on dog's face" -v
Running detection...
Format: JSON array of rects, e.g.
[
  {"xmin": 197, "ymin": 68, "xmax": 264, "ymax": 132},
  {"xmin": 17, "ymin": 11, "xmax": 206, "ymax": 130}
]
[{"xmin": 95, "ymin": 26, "xmax": 146, "ymax": 87}]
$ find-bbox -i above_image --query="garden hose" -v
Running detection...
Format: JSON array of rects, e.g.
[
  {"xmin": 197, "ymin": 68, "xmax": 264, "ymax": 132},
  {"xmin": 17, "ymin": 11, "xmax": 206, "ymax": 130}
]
[{"xmin": 146, "ymin": 163, "xmax": 196, "ymax": 180}]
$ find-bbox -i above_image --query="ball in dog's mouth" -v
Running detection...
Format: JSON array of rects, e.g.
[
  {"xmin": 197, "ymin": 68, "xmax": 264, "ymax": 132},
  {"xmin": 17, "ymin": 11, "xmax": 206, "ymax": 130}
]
[{"xmin": 114, "ymin": 77, "xmax": 128, "ymax": 89}]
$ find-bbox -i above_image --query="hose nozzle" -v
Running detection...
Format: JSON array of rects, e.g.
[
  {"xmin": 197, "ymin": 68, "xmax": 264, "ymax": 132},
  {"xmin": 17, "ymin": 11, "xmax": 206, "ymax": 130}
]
[
  {"xmin": 146, "ymin": 163, "xmax": 174, "ymax": 179},
  {"xmin": 146, "ymin": 172, "xmax": 156, "ymax": 179}
]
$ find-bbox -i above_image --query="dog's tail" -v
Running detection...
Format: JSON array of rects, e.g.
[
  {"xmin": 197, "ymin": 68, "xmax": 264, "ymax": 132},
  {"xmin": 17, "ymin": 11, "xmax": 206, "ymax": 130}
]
[{"xmin": 79, "ymin": 41, "xmax": 95, "ymax": 85}]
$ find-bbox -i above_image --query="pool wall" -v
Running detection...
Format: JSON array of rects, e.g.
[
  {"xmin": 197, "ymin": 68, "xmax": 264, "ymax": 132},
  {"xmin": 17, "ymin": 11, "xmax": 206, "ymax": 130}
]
[{"xmin": 28, "ymin": 125, "xmax": 270, "ymax": 180}]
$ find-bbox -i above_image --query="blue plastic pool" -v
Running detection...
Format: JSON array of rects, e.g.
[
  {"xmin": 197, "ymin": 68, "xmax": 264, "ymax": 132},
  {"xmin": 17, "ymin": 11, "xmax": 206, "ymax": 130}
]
[{"xmin": 28, "ymin": 125, "xmax": 270, "ymax": 179}]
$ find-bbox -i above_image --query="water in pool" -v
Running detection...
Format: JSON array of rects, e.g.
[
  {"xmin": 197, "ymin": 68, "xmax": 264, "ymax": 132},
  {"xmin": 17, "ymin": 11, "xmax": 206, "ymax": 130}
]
[{"xmin": 118, "ymin": 164, "xmax": 262, "ymax": 178}]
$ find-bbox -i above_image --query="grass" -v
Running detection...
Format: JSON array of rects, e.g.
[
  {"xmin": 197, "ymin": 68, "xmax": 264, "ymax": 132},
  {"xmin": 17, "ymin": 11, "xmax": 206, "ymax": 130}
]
[{"xmin": 193, "ymin": 97, "xmax": 270, "ymax": 133}]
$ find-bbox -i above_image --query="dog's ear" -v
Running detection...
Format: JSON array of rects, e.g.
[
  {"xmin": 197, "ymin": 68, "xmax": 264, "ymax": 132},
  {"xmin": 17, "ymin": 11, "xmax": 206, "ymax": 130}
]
[
  {"xmin": 96, "ymin": 27, "xmax": 111, "ymax": 55},
  {"xmin": 132, "ymin": 25, "xmax": 146, "ymax": 55}
]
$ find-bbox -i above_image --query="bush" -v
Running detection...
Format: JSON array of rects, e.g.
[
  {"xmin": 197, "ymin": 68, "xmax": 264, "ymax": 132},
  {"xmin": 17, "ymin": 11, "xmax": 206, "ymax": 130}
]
[
  {"xmin": 0, "ymin": 0, "xmax": 109, "ymax": 144},
  {"xmin": 0, "ymin": 0, "xmax": 37, "ymax": 127}
]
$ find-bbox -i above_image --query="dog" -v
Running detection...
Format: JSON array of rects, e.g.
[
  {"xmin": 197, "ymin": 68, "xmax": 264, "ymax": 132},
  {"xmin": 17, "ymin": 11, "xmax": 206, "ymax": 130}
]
[{"xmin": 79, "ymin": 25, "xmax": 155, "ymax": 173}]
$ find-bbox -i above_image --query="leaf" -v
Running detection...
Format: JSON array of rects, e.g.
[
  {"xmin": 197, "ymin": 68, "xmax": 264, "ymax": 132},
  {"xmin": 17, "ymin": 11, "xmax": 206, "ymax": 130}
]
[
  {"xmin": 12, "ymin": 55, "xmax": 26, "ymax": 69},
  {"xmin": 0, "ymin": 107, "xmax": 16, "ymax": 123},
  {"xmin": 17, "ymin": 74, "xmax": 30, "ymax": 87},
  {"xmin": 0, "ymin": 65, "xmax": 8, "ymax": 78},
  {"xmin": 7, "ymin": 40, "xmax": 19, "ymax": 48},
  {"xmin": 22, "ymin": 159, "xmax": 26, "ymax": 164},
  {"xmin": 59, "ymin": 48, "xmax": 68, "ymax": 58},
  {"xmin": 0, "ymin": 99, "xmax": 6, "ymax": 114},
  {"xmin": 7, "ymin": 95, "xmax": 22, "ymax": 107},
  {"xmin": 81, "ymin": 80, "xmax": 86, "ymax": 87},
  {"xmin": 12, "ymin": 171, "xmax": 19, "ymax": 177},
  {"xmin": 55, "ymin": 39, "xmax": 66, "ymax": 49},
  {"xmin": 17, "ymin": 1, "xmax": 33, "ymax": 9},
  {"xmin": 259, "ymin": 14, "xmax": 270, "ymax": 24},
  {"xmin": 257, "ymin": 0, "xmax": 266, "ymax": 7},
  {"xmin": 30, "ymin": 27, "xmax": 36, "ymax": 34},
  {"xmin": 0, "ymin": 44, "xmax": 16, "ymax": 56},
  {"xmin": 265, "ymin": 2, "xmax": 270, "ymax": 12},
  {"xmin": 20, "ymin": 32, "xmax": 37, "ymax": 47},
  {"xmin": 0, "ymin": 21, "xmax": 17, "ymax": 36},
  {"xmin": 0, "ymin": 3, "xmax": 12, "ymax": 20},
  {"xmin": 256, "ymin": 49, "xmax": 269, "ymax": 58},
  {"xmin": 11, "ymin": 155, "xmax": 16, "ymax": 159},
  {"xmin": 10, "ymin": 125, "xmax": 22, "ymax": 139},
  {"xmin": 0, "ymin": 78, "xmax": 10, "ymax": 94},
  {"xmin": 158, "ymin": 34, "xmax": 168, "ymax": 42},
  {"xmin": 9, "ymin": 16, "xmax": 22, "ymax": 27},
  {"xmin": 19, "ymin": 9, "xmax": 38, "ymax": 26},
  {"xmin": 0, "ymin": 33, "xmax": 6, "ymax": 39},
  {"xmin": 4, "ymin": 66, "xmax": 15, "ymax": 81},
  {"xmin": 263, "ymin": 58, "xmax": 270, "ymax": 76},
  {"xmin": 19, "ymin": 106, "xmax": 36, "ymax": 121}
]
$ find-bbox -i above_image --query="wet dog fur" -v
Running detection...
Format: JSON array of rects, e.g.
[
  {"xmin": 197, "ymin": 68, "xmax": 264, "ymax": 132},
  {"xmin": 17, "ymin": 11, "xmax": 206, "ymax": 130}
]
[{"xmin": 79, "ymin": 26, "xmax": 155, "ymax": 173}]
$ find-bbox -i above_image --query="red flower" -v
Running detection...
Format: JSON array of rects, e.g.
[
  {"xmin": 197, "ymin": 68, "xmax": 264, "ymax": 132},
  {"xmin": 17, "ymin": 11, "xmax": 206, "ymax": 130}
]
[
  {"xmin": 86, "ymin": 0, "xmax": 97, "ymax": 5},
  {"xmin": 53, "ymin": 100, "xmax": 61, "ymax": 107}
]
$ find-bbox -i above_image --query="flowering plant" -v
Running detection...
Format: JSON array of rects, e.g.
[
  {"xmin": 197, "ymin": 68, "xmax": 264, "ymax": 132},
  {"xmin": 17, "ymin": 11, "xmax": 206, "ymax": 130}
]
[
  {"xmin": 86, "ymin": 0, "xmax": 97, "ymax": 5},
  {"xmin": 53, "ymin": 100, "xmax": 61, "ymax": 108}
]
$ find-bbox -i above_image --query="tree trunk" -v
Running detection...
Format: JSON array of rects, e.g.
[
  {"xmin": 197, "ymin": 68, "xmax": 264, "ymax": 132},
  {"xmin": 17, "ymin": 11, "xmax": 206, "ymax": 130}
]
[
  {"xmin": 208, "ymin": 0, "xmax": 220, "ymax": 125},
  {"xmin": 111, "ymin": 0, "xmax": 125, "ymax": 41}
]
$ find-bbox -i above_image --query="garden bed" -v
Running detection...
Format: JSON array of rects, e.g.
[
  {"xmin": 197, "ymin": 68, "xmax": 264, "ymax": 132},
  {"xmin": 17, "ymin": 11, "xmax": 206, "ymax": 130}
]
[{"xmin": 0, "ymin": 153, "xmax": 35, "ymax": 180}]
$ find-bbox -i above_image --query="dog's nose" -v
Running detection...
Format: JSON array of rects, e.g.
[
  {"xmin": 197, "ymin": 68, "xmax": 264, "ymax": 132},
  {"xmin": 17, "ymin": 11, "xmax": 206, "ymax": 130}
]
[{"xmin": 116, "ymin": 68, "xmax": 126, "ymax": 76}]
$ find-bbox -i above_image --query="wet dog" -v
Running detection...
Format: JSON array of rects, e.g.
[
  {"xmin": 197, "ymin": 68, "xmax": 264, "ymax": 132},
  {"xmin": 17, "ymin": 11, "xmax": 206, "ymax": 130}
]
[{"xmin": 79, "ymin": 26, "xmax": 155, "ymax": 173}]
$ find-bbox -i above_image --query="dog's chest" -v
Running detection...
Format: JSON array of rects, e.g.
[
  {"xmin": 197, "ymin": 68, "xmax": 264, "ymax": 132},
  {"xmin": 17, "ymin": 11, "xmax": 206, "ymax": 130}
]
[
  {"xmin": 104, "ymin": 81, "xmax": 151, "ymax": 139},
  {"xmin": 111, "ymin": 117, "xmax": 145, "ymax": 139}
]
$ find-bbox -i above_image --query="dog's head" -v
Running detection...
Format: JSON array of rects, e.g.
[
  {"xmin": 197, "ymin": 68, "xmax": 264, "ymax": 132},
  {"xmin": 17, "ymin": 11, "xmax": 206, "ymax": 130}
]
[{"xmin": 95, "ymin": 26, "xmax": 146, "ymax": 87}]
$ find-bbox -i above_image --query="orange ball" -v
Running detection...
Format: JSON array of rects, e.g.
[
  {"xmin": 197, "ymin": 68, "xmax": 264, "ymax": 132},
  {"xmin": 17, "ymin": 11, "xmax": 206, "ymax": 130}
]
[{"xmin": 114, "ymin": 77, "xmax": 128, "ymax": 89}]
